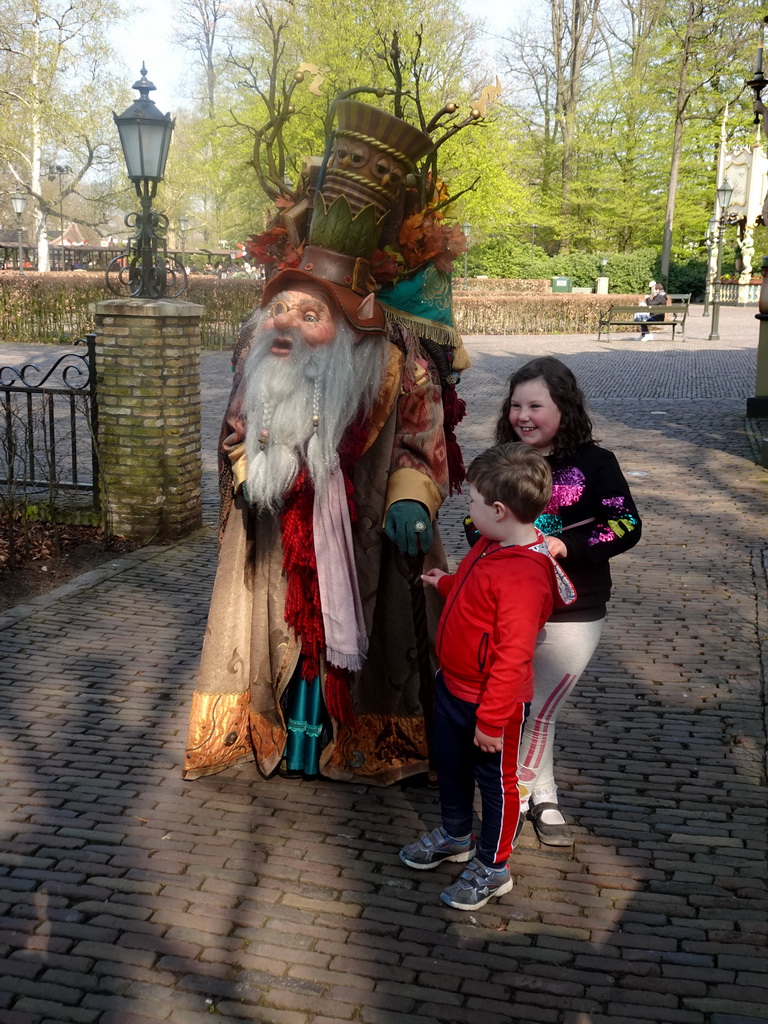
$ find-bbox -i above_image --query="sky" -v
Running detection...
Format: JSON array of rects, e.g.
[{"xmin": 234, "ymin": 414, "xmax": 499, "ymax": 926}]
[{"xmin": 117, "ymin": 0, "xmax": 523, "ymax": 111}]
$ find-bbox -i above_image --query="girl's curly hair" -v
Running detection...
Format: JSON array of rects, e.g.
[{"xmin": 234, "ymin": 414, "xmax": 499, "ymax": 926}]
[{"xmin": 494, "ymin": 356, "xmax": 596, "ymax": 458}]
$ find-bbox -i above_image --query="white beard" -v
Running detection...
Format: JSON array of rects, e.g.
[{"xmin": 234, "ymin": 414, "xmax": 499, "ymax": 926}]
[{"xmin": 240, "ymin": 309, "xmax": 385, "ymax": 511}]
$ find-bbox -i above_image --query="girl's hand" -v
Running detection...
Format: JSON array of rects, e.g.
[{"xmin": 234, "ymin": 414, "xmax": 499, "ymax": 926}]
[
  {"xmin": 474, "ymin": 726, "xmax": 502, "ymax": 753},
  {"xmin": 421, "ymin": 568, "xmax": 448, "ymax": 588},
  {"xmin": 546, "ymin": 535, "xmax": 567, "ymax": 559}
]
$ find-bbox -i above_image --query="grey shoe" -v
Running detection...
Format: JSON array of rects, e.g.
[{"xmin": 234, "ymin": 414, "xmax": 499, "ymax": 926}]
[
  {"xmin": 440, "ymin": 857, "xmax": 514, "ymax": 910},
  {"xmin": 529, "ymin": 801, "xmax": 574, "ymax": 846},
  {"xmin": 399, "ymin": 826, "xmax": 476, "ymax": 870}
]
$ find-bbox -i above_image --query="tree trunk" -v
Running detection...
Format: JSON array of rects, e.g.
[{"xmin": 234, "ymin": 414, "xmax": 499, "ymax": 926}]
[
  {"xmin": 660, "ymin": 0, "xmax": 695, "ymax": 285},
  {"xmin": 550, "ymin": 0, "xmax": 601, "ymax": 252},
  {"xmin": 31, "ymin": 16, "xmax": 49, "ymax": 273}
]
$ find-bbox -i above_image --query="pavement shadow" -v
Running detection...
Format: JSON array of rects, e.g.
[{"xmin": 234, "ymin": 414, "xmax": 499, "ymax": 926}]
[
  {"xmin": 1, "ymin": 332, "xmax": 767, "ymax": 1021},
  {"xmin": 0, "ymin": 538, "xmax": 224, "ymax": 1019}
]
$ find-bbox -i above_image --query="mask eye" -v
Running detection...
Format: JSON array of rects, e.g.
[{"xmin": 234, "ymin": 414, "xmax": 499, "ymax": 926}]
[
  {"xmin": 269, "ymin": 300, "xmax": 288, "ymax": 318},
  {"xmin": 334, "ymin": 143, "xmax": 348, "ymax": 164},
  {"xmin": 349, "ymin": 145, "xmax": 367, "ymax": 167},
  {"xmin": 372, "ymin": 156, "xmax": 391, "ymax": 179}
]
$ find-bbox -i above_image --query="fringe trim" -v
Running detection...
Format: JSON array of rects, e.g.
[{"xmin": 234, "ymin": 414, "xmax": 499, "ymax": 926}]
[
  {"xmin": 381, "ymin": 305, "xmax": 460, "ymax": 348},
  {"xmin": 326, "ymin": 630, "xmax": 368, "ymax": 673}
]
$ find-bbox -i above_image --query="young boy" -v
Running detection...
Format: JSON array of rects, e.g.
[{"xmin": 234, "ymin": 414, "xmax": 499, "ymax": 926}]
[{"xmin": 399, "ymin": 442, "xmax": 575, "ymax": 910}]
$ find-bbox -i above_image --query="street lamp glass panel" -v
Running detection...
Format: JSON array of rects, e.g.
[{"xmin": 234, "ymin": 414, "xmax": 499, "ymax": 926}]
[
  {"xmin": 115, "ymin": 114, "xmax": 174, "ymax": 181},
  {"xmin": 11, "ymin": 191, "xmax": 27, "ymax": 216},
  {"xmin": 179, "ymin": 216, "xmax": 191, "ymax": 233},
  {"xmin": 113, "ymin": 69, "xmax": 175, "ymax": 183},
  {"xmin": 716, "ymin": 179, "xmax": 734, "ymax": 211},
  {"xmin": 708, "ymin": 217, "xmax": 718, "ymax": 236},
  {"xmin": 462, "ymin": 222, "xmax": 471, "ymax": 237}
]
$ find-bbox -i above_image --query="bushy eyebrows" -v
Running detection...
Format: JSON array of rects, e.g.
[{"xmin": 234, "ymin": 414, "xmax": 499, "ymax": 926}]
[{"xmin": 286, "ymin": 294, "xmax": 331, "ymax": 315}]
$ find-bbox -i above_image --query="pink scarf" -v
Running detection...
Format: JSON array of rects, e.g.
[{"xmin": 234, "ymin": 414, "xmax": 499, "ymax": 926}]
[{"xmin": 313, "ymin": 467, "xmax": 368, "ymax": 671}]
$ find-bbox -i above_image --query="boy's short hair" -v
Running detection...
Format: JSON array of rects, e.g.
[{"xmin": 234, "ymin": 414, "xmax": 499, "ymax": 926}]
[{"xmin": 466, "ymin": 442, "xmax": 552, "ymax": 523}]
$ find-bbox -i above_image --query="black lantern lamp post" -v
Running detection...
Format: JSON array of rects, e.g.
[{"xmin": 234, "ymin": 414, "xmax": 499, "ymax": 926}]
[
  {"xmin": 708, "ymin": 178, "xmax": 734, "ymax": 342},
  {"xmin": 11, "ymin": 190, "xmax": 27, "ymax": 273},
  {"xmin": 106, "ymin": 65, "xmax": 187, "ymax": 298},
  {"xmin": 48, "ymin": 164, "xmax": 71, "ymax": 270},
  {"xmin": 747, "ymin": 16, "xmax": 768, "ymax": 120}
]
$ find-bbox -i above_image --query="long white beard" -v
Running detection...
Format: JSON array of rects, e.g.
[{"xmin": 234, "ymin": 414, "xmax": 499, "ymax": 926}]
[{"xmin": 241, "ymin": 311, "xmax": 385, "ymax": 511}]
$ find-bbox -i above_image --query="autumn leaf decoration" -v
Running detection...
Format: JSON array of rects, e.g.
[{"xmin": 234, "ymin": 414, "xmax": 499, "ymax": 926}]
[
  {"xmin": 244, "ymin": 225, "xmax": 301, "ymax": 269},
  {"xmin": 372, "ymin": 182, "xmax": 467, "ymax": 284}
]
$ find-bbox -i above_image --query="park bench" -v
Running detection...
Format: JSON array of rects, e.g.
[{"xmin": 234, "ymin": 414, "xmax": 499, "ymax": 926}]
[{"xmin": 598, "ymin": 293, "xmax": 691, "ymax": 343}]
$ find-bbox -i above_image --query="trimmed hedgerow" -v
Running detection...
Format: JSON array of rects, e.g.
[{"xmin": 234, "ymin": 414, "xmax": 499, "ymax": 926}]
[
  {"xmin": 453, "ymin": 293, "xmax": 640, "ymax": 335},
  {"xmin": 0, "ymin": 273, "xmax": 265, "ymax": 348}
]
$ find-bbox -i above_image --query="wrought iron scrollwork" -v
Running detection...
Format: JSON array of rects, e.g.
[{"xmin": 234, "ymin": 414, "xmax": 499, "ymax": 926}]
[
  {"xmin": 105, "ymin": 191, "xmax": 188, "ymax": 299},
  {"xmin": 1, "ymin": 334, "xmax": 99, "ymax": 507},
  {"xmin": 0, "ymin": 352, "xmax": 91, "ymax": 391}
]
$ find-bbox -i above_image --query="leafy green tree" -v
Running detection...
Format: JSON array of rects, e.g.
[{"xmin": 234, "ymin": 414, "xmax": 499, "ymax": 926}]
[
  {"xmin": 0, "ymin": 0, "xmax": 127, "ymax": 270},
  {"xmin": 182, "ymin": 0, "xmax": 500, "ymax": 242},
  {"xmin": 654, "ymin": 0, "xmax": 754, "ymax": 282},
  {"xmin": 499, "ymin": 0, "xmax": 604, "ymax": 251}
]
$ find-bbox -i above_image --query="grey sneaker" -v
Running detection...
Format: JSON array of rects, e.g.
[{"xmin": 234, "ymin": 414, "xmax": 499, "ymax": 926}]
[
  {"xmin": 440, "ymin": 858, "xmax": 513, "ymax": 910},
  {"xmin": 399, "ymin": 826, "xmax": 476, "ymax": 870}
]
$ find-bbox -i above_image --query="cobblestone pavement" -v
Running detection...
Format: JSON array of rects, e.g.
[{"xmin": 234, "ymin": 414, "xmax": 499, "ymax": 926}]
[{"xmin": 1, "ymin": 305, "xmax": 767, "ymax": 1024}]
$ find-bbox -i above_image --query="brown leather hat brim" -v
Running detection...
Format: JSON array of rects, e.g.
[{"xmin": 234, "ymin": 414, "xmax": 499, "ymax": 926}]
[{"xmin": 262, "ymin": 269, "xmax": 386, "ymax": 335}]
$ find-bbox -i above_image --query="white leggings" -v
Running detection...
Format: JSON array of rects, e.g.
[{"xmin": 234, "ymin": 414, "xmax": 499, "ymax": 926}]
[{"xmin": 518, "ymin": 617, "xmax": 604, "ymax": 809}]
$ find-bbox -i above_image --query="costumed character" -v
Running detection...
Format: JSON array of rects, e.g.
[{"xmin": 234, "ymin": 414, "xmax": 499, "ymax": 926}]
[{"xmin": 184, "ymin": 100, "xmax": 470, "ymax": 786}]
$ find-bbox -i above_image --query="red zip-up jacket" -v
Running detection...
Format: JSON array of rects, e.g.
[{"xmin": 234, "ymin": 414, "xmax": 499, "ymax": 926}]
[{"xmin": 435, "ymin": 535, "xmax": 573, "ymax": 737}]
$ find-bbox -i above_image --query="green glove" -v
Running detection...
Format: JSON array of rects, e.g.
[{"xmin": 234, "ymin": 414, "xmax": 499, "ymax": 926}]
[{"xmin": 384, "ymin": 500, "xmax": 433, "ymax": 556}]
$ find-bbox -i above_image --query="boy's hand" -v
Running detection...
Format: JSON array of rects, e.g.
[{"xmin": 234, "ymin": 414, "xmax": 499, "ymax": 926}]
[
  {"xmin": 546, "ymin": 535, "xmax": 567, "ymax": 559},
  {"xmin": 421, "ymin": 568, "xmax": 448, "ymax": 588},
  {"xmin": 474, "ymin": 725, "xmax": 502, "ymax": 753}
]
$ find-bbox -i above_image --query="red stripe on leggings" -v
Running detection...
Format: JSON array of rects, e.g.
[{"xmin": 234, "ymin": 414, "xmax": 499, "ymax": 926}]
[{"xmin": 524, "ymin": 674, "xmax": 573, "ymax": 770}]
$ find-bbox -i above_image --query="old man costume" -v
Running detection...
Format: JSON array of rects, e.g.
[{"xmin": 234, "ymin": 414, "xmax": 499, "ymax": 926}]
[{"xmin": 183, "ymin": 101, "xmax": 466, "ymax": 785}]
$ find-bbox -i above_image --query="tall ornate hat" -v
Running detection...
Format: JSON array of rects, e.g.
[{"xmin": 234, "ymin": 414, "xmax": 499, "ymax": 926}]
[{"xmin": 262, "ymin": 100, "xmax": 433, "ymax": 333}]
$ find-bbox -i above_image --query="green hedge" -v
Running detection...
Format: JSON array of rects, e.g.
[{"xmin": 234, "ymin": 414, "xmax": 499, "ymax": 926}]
[
  {"xmin": 465, "ymin": 239, "xmax": 715, "ymax": 299},
  {"xmin": 0, "ymin": 272, "xmax": 264, "ymax": 348},
  {"xmin": 0, "ymin": 273, "xmax": 109, "ymax": 343},
  {"xmin": 0, "ymin": 271, "xmax": 702, "ymax": 346},
  {"xmin": 453, "ymin": 293, "xmax": 640, "ymax": 334}
]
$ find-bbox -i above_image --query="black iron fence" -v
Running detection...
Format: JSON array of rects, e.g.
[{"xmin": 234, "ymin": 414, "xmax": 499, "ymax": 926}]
[{"xmin": 0, "ymin": 334, "xmax": 99, "ymax": 511}]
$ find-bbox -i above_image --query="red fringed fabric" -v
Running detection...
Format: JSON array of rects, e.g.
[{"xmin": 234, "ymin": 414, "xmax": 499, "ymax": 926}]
[
  {"xmin": 280, "ymin": 468, "xmax": 323, "ymax": 682},
  {"xmin": 279, "ymin": 417, "xmax": 370, "ymax": 726},
  {"xmin": 442, "ymin": 385, "xmax": 467, "ymax": 496},
  {"xmin": 326, "ymin": 664, "xmax": 356, "ymax": 723}
]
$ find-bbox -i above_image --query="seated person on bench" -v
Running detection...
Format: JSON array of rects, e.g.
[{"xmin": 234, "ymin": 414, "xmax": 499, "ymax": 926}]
[{"xmin": 633, "ymin": 281, "xmax": 667, "ymax": 337}]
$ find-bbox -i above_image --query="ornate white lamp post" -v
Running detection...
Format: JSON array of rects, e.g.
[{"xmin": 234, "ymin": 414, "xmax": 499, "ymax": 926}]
[
  {"xmin": 703, "ymin": 216, "xmax": 718, "ymax": 316},
  {"xmin": 179, "ymin": 215, "xmax": 190, "ymax": 268}
]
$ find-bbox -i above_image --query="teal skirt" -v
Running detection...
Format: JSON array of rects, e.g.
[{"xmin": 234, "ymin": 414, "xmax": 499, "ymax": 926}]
[{"xmin": 281, "ymin": 666, "xmax": 331, "ymax": 777}]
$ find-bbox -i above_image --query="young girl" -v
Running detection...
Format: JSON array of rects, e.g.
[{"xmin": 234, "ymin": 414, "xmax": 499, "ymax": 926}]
[{"xmin": 468, "ymin": 356, "xmax": 642, "ymax": 844}]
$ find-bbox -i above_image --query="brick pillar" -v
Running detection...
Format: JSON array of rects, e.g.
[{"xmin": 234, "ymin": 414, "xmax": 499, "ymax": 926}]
[{"xmin": 92, "ymin": 299, "xmax": 205, "ymax": 542}]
